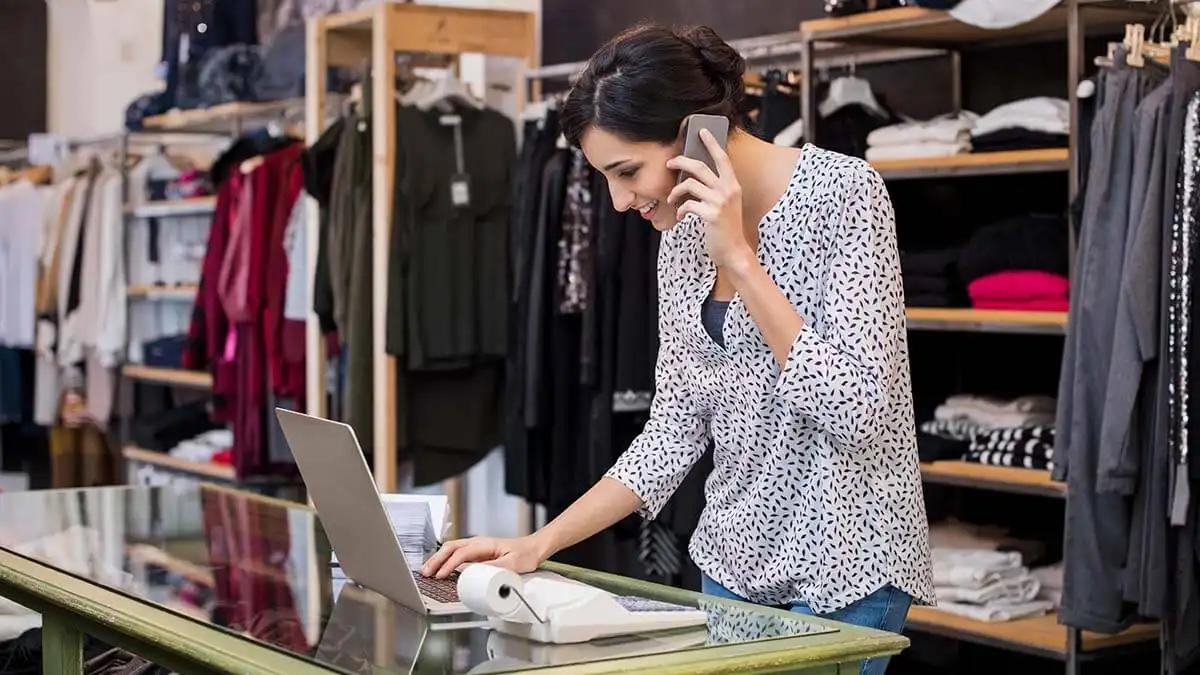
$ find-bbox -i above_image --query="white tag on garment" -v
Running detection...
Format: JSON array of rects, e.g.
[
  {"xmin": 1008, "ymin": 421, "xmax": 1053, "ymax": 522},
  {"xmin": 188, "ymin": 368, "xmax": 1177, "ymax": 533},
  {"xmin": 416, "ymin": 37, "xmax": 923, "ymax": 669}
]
[
  {"xmin": 450, "ymin": 174, "xmax": 471, "ymax": 208},
  {"xmin": 439, "ymin": 115, "xmax": 462, "ymax": 126}
]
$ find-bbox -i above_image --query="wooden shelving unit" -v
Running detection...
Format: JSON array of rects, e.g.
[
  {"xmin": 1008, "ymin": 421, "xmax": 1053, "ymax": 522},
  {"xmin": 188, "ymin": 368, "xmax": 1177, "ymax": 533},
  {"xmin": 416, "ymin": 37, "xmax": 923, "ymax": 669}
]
[
  {"xmin": 119, "ymin": 99, "xmax": 311, "ymax": 500},
  {"xmin": 799, "ymin": 3, "xmax": 1162, "ymax": 672},
  {"xmin": 142, "ymin": 99, "xmax": 306, "ymax": 133},
  {"xmin": 128, "ymin": 196, "xmax": 216, "ymax": 218},
  {"xmin": 905, "ymin": 307, "xmax": 1068, "ymax": 335},
  {"xmin": 307, "ymin": 3, "xmax": 538, "ymax": 515},
  {"xmin": 121, "ymin": 365, "xmax": 211, "ymax": 389},
  {"xmin": 125, "ymin": 543, "xmax": 217, "ymax": 587},
  {"xmin": 920, "ymin": 461, "xmax": 1064, "ymax": 498},
  {"xmin": 799, "ymin": 2, "xmax": 1150, "ymax": 46},
  {"xmin": 122, "ymin": 446, "xmax": 234, "ymax": 482},
  {"xmin": 872, "ymin": 148, "xmax": 1070, "ymax": 180},
  {"xmin": 126, "ymin": 284, "xmax": 198, "ymax": 299},
  {"xmin": 907, "ymin": 607, "xmax": 1159, "ymax": 659}
]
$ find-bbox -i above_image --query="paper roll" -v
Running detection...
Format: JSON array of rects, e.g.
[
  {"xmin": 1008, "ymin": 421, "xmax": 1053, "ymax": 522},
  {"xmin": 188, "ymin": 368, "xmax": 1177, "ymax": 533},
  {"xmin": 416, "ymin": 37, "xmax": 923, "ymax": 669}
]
[{"xmin": 457, "ymin": 564, "xmax": 527, "ymax": 620}]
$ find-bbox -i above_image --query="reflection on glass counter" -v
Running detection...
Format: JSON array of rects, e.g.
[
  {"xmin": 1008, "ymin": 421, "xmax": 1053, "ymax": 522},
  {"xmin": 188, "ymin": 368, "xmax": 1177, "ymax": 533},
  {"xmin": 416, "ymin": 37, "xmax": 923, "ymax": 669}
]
[{"xmin": 0, "ymin": 485, "xmax": 840, "ymax": 674}]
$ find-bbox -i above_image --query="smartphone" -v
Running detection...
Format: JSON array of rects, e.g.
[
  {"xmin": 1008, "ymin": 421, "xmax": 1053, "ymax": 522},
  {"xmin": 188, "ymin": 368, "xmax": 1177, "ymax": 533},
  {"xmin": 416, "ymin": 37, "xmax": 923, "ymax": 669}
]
[{"xmin": 677, "ymin": 114, "xmax": 730, "ymax": 186}]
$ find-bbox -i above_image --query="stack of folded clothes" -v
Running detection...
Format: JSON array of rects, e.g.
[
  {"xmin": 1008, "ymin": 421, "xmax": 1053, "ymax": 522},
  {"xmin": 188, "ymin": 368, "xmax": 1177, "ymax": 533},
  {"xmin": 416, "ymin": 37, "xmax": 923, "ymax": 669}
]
[
  {"xmin": 970, "ymin": 97, "xmax": 1070, "ymax": 153},
  {"xmin": 900, "ymin": 247, "xmax": 965, "ymax": 307},
  {"xmin": 919, "ymin": 394, "xmax": 1056, "ymax": 470},
  {"xmin": 967, "ymin": 270, "xmax": 1069, "ymax": 311},
  {"xmin": 865, "ymin": 111, "xmax": 977, "ymax": 162},
  {"xmin": 957, "ymin": 214, "xmax": 1070, "ymax": 311},
  {"xmin": 931, "ymin": 548, "xmax": 1055, "ymax": 622}
]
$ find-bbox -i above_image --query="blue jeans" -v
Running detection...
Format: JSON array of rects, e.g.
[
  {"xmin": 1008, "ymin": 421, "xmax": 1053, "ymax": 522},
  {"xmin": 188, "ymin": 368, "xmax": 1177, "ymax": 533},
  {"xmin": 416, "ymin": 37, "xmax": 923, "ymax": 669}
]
[{"xmin": 701, "ymin": 575, "xmax": 911, "ymax": 675}]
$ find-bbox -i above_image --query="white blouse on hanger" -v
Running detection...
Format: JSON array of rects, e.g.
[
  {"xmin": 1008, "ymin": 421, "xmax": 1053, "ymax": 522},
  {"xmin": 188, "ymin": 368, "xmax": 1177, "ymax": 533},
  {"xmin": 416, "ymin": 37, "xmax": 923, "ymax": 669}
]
[{"xmin": 0, "ymin": 180, "xmax": 49, "ymax": 349}]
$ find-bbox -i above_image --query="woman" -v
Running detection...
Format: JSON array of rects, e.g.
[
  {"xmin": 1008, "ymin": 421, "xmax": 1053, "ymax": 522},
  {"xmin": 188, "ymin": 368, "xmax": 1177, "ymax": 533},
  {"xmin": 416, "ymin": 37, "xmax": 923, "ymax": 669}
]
[{"xmin": 423, "ymin": 22, "xmax": 934, "ymax": 673}]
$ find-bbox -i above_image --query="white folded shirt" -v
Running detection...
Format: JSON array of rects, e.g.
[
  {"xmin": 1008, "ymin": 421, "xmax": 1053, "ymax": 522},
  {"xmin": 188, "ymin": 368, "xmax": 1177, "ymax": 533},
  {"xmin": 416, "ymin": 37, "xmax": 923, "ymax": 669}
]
[
  {"xmin": 934, "ymin": 397, "xmax": 1056, "ymax": 429},
  {"xmin": 932, "ymin": 599, "xmax": 1056, "ymax": 622},
  {"xmin": 931, "ymin": 548, "xmax": 1024, "ymax": 589},
  {"xmin": 973, "ymin": 97, "xmax": 1070, "ymax": 137},
  {"xmin": 935, "ymin": 572, "xmax": 1041, "ymax": 605},
  {"xmin": 867, "ymin": 111, "xmax": 978, "ymax": 147},
  {"xmin": 865, "ymin": 140, "xmax": 971, "ymax": 162}
]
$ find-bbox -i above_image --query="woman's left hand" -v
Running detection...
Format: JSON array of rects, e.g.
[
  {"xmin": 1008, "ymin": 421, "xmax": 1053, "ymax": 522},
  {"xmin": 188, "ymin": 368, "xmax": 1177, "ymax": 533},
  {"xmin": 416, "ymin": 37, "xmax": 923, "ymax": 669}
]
[{"xmin": 667, "ymin": 128, "xmax": 754, "ymax": 269}]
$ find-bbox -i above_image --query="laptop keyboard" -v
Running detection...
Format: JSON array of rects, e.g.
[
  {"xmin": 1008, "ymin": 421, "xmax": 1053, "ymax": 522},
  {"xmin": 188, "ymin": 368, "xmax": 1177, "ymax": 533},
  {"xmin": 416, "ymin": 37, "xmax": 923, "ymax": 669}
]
[{"xmin": 413, "ymin": 570, "xmax": 460, "ymax": 604}]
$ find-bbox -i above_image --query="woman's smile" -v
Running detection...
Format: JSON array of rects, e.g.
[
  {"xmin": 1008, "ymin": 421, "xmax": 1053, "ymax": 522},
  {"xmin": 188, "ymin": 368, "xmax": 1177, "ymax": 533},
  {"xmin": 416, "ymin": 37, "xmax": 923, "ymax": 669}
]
[{"xmin": 635, "ymin": 199, "xmax": 660, "ymax": 220}]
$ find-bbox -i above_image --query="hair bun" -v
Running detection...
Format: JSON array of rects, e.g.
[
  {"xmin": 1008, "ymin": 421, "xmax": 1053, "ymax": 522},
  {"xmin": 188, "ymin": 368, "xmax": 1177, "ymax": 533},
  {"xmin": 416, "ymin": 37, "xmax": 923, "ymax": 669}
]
[{"xmin": 675, "ymin": 25, "xmax": 746, "ymax": 104}]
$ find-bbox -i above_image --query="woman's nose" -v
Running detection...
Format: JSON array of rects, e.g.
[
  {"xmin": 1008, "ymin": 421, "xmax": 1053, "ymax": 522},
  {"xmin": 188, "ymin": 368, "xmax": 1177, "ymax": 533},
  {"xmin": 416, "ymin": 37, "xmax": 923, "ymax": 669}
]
[{"xmin": 608, "ymin": 183, "xmax": 636, "ymax": 212}]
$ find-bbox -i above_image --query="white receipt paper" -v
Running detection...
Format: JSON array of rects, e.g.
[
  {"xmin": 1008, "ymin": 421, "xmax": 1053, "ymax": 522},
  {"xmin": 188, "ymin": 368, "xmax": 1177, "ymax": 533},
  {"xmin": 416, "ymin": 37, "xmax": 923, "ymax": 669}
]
[{"xmin": 457, "ymin": 564, "xmax": 538, "ymax": 623}]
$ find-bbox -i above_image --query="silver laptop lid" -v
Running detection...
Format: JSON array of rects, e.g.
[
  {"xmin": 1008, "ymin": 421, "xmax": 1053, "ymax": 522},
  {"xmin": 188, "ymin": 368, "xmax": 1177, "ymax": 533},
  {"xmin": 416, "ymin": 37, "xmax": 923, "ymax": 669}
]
[{"xmin": 275, "ymin": 408, "xmax": 427, "ymax": 613}]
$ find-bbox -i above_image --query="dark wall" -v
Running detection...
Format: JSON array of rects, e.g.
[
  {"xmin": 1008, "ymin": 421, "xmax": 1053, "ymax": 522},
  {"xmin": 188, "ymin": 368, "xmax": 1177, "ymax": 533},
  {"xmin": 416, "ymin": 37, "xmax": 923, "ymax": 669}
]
[
  {"xmin": 0, "ymin": 0, "xmax": 47, "ymax": 140},
  {"xmin": 542, "ymin": 0, "xmax": 829, "ymax": 64},
  {"xmin": 541, "ymin": 1, "xmax": 1116, "ymax": 121}
]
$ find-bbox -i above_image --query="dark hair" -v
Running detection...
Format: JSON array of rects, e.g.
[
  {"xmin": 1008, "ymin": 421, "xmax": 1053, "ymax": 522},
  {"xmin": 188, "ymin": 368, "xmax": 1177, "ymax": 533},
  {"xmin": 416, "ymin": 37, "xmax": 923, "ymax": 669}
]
[{"xmin": 559, "ymin": 23, "xmax": 748, "ymax": 147}]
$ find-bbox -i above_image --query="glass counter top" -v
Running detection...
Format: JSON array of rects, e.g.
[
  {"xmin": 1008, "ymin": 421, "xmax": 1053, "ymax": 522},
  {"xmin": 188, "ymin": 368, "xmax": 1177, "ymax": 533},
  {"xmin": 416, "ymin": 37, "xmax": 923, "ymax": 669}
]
[{"xmin": 0, "ymin": 485, "xmax": 836, "ymax": 674}]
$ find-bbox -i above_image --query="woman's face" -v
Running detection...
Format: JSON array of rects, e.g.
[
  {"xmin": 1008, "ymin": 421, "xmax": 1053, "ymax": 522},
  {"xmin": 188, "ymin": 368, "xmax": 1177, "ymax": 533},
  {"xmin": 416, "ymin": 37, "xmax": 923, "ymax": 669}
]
[{"xmin": 580, "ymin": 125, "xmax": 681, "ymax": 232}]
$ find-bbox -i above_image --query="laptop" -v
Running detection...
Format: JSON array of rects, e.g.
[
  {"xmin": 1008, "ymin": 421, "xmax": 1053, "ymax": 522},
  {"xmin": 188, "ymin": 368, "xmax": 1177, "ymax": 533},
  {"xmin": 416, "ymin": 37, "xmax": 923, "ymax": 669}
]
[{"xmin": 275, "ymin": 408, "xmax": 468, "ymax": 615}]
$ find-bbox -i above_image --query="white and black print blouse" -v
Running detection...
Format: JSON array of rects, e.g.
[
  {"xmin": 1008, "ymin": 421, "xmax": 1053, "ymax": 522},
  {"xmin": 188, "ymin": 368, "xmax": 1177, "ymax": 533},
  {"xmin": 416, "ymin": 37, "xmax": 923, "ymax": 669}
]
[{"xmin": 605, "ymin": 144, "xmax": 936, "ymax": 613}]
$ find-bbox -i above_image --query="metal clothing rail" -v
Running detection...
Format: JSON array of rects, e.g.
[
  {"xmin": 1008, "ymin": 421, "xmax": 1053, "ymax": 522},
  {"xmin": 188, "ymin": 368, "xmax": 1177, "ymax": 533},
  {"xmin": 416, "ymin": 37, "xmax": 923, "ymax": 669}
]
[
  {"xmin": 68, "ymin": 130, "xmax": 231, "ymax": 149},
  {"xmin": 524, "ymin": 31, "xmax": 945, "ymax": 83},
  {"xmin": 0, "ymin": 147, "xmax": 28, "ymax": 165}
]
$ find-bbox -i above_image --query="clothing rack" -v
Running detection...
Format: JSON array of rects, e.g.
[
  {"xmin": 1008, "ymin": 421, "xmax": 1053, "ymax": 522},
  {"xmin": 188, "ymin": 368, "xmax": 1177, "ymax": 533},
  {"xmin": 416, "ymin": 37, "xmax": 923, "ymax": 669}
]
[
  {"xmin": 304, "ymin": 4, "xmax": 539, "ymax": 538},
  {"xmin": 798, "ymin": 1, "xmax": 1170, "ymax": 673},
  {"xmin": 107, "ymin": 116, "xmax": 300, "ymax": 496},
  {"xmin": 524, "ymin": 33, "xmax": 944, "ymax": 94}
]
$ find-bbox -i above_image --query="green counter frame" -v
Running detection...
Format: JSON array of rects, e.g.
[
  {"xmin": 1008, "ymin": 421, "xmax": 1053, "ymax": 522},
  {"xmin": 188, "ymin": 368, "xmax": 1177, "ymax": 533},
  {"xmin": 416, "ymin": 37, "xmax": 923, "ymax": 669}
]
[{"xmin": 0, "ymin": 524, "xmax": 907, "ymax": 674}]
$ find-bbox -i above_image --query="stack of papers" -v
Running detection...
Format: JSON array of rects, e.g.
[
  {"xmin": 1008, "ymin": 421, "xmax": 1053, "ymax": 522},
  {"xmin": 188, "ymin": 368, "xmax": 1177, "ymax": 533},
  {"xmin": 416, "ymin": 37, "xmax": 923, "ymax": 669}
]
[
  {"xmin": 384, "ymin": 495, "xmax": 447, "ymax": 569},
  {"xmin": 330, "ymin": 494, "xmax": 452, "ymax": 574}
]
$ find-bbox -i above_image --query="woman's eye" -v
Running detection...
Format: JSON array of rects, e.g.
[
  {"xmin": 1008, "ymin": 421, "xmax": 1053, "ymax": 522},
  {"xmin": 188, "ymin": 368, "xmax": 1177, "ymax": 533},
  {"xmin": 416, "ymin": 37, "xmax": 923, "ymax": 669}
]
[{"xmin": 619, "ymin": 168, "xmax": 638, "ymax": 179}]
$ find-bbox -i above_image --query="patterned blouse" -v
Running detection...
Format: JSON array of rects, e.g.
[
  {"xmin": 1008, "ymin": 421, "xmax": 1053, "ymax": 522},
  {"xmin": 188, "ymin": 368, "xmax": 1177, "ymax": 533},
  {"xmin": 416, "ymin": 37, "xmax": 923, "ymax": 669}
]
[{"xmin": 605, "ymin": 144, "xmax": 935, "ymax": 613}]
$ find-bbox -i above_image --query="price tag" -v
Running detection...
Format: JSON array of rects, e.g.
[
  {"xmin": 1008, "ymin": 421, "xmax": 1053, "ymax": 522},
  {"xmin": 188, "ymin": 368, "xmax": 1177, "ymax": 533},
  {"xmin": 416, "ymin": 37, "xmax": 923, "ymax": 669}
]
[
  {"xmin": 450, "ymin": 173, "xmax": 471, "ymax": 208},
  {"xmin": 449, "ymin": 119, "xmax": 470, "ymax": 208}
]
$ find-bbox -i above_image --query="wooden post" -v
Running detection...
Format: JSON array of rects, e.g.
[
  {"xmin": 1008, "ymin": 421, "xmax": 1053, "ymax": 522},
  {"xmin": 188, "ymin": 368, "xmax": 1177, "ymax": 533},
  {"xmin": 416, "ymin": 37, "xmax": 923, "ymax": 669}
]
[
  {"xmin": 305, "ymin": 17, "xmax": 328, "ymax": 422},
  {"xmin": 372, "ymin": 4, "xmax": 399, "ymax": 494}
]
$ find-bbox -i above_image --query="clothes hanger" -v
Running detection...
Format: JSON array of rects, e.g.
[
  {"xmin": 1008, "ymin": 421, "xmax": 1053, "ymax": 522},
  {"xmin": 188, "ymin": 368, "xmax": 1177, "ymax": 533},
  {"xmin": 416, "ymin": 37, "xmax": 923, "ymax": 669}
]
[
  {"xmin": 1186, "ymin": 16, "xmax": 1200, "ymax": 61},
  {"xmin": 818, "ymin": 61, "xmax": 886, "ymax": 118},
  {"xmin": 1126, "ymin": 23, "xmax": 1148, "ymax": 67},
  {"xmin": 413, "ymin": 73, "xmax": 484, "ymax": 112}
]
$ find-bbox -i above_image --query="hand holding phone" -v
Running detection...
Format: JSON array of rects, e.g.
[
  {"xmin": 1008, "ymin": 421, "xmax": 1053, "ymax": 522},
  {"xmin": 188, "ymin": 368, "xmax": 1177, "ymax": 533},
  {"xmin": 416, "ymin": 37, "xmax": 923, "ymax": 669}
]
[
  {"xmin": 675, "ymin": 114, "xmax": 730, "ymax": 187},
  {"xmin": 666, "ymin": 115, "xmax": 753, "ymax": 269}
]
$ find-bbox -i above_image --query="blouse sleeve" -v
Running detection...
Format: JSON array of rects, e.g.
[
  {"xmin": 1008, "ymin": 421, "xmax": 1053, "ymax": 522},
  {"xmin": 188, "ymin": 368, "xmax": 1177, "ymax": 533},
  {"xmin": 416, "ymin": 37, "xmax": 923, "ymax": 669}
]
[
  {"xmin": 774, "ymin": 165, "xmax": 907, "ymax": 450},
  {"xmin": 605, "ymin": 333, "xmax": 710, "ymax": 519}
]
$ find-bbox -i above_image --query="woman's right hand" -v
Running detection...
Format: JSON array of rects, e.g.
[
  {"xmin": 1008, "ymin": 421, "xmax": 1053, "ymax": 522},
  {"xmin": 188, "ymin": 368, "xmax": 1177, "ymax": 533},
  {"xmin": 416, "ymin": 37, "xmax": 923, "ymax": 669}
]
[{"xmin": 420, "ymin": 534, "xmax": 550, "ymax": 579}]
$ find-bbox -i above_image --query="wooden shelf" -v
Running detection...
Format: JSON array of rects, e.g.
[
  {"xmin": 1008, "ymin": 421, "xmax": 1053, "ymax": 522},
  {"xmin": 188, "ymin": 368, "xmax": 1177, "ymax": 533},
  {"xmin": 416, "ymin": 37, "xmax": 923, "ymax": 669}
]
[
  {"xmin": 125, "ymin": 543, "xmax": 216, "ymax": 587},
  {"xmin": 127, "ymin": 284, "xmax": 198, "ymax": 299},
  {"xmin": 906, "ymin": 308, "xmax": 1068, "ymax": 335},
  {"xmin": 871, "ymin": 148, "xmax": 1069, "ymax": 180},
  {"xmin": 142, "ymin": 100, "xmax": 305, "ymax": 133},
  {"xmin": 121, "ymin": 365, "xmax": 211, "ymax": 388},
  {"xmin": 122, "ymin": 446, "xmax": 234, "ymax": 482},
  {"xmin": 921, "ymin": 461, "xmax": 1064, "ymax": 498},
  {"xmin": 128, "ymin": 197, "xmax": 216, "ymax": 218},
  {"xmin": 800, "ymin": 2, "xmax": 1151, "ymax": 47},
  {"xmin": 907, "ymin": 607, "xmax": 1158, "ymax": 658},
  {"xmin": 317, "ymin": 3, "xmax": 537, "ymax": 68}
]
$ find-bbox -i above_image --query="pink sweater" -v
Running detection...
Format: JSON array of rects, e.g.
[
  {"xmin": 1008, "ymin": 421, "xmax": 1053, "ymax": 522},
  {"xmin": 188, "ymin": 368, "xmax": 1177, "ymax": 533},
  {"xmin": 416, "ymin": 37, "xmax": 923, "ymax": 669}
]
[{"xmin": 967, "ymin": 270, "xmax": 1069, "ymax": 312}]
